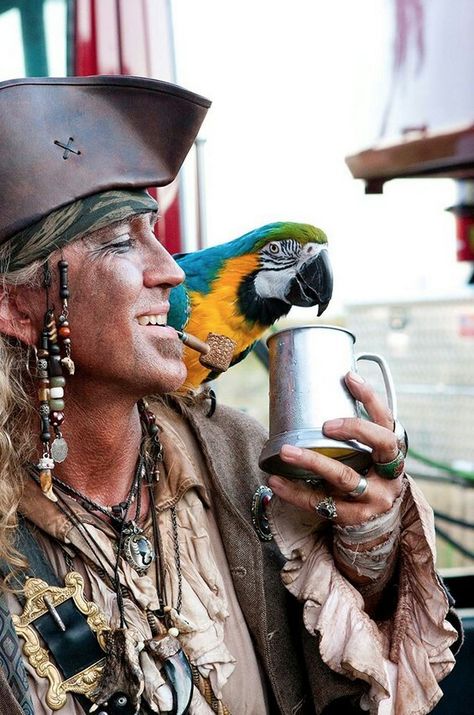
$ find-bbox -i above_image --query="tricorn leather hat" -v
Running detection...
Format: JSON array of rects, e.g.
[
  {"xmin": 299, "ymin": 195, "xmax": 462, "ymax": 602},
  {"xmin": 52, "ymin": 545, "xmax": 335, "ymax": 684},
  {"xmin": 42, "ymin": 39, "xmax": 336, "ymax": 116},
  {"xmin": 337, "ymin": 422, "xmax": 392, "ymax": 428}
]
[{"xmin": 0, "ymin": 75, "xmax": 211, "ymax": 243}]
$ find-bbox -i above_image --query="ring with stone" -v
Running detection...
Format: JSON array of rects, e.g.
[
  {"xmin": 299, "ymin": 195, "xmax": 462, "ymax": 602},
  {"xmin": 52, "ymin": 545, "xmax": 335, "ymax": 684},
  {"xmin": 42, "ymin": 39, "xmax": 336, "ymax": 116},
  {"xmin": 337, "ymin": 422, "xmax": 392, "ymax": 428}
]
[
  {"xmin": 314, "ymin": 495, "xmax": 338, "ymax": 520},
  {"xmin": 346, "ymin": 475, "xmax": 368, "ymax": 499},
  {"xmin": 373, "ymin": 448, "xmax": 405, "ymax": 480}
]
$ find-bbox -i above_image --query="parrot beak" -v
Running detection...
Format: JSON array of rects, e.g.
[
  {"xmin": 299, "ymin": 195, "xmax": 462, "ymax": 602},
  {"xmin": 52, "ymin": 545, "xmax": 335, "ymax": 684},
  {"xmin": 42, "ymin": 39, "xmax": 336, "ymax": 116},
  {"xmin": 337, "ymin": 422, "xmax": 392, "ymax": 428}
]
[{"xmin": 284, "ymin": 248, "xmax": 333, "ymax": 315}]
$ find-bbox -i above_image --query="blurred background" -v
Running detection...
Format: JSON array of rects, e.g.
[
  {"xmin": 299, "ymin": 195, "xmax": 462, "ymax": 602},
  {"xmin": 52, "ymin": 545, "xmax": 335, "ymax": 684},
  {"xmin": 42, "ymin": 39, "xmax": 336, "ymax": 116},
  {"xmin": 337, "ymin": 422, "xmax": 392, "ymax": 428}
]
[
  {"xmin": 1, "ymin": 2, "xmax": 473, "ymax": 705},
  {"xmin": 173, "ymin": 0, "xmax": 474, "ymax": 577}
]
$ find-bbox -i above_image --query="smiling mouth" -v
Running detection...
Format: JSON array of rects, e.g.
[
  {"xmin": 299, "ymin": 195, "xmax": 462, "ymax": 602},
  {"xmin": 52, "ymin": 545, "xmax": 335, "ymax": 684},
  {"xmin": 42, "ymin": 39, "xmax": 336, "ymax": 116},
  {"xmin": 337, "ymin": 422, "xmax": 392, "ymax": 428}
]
[{"xmin": 137, "ymin": 314, "xmax": 168, "ymax": 326}]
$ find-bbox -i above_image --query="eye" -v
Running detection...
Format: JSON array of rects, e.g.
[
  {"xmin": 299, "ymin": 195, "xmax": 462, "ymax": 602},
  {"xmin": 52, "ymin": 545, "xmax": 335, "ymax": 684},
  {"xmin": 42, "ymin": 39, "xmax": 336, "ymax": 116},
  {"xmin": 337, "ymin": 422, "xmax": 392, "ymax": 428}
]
[
  {"xmin": 103, "ymin": 237, "xmax": 136, "ymax": 255},
  {"xmin": 268, "ymin": 242, "xmax": 280, "ymax": 254}
]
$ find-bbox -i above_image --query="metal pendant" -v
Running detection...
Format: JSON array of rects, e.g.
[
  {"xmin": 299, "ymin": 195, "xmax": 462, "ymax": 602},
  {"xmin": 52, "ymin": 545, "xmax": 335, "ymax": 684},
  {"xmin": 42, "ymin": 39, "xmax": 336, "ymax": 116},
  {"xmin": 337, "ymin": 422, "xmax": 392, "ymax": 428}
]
[
  {"xmin": 51, "ymin": 437, "xmax": 68, "ymax": 463},
  {"xmin": 251, "ymin": 485, "xmax": 273, "ymax": 541},
  {"xmin": 121, "ymin": 522, "xmax": 155, "ymax": 575}
]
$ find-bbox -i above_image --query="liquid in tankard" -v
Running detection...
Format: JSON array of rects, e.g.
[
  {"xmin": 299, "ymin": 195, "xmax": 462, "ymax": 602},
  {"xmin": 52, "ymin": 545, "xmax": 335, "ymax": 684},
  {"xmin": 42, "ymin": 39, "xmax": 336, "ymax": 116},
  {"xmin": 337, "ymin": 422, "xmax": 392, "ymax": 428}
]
[{"xmin": 259, "ymin": 325, "xmax": 397, "ymax": 478}]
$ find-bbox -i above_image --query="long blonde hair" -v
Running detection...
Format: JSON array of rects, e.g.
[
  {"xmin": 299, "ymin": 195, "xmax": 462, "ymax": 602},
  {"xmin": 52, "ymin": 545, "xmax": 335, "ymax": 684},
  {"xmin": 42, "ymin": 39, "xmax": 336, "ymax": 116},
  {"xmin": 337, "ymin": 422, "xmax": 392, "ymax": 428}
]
[{"xmin": 0, "ymin": 255, "xmax": 45, "ymax": 571}]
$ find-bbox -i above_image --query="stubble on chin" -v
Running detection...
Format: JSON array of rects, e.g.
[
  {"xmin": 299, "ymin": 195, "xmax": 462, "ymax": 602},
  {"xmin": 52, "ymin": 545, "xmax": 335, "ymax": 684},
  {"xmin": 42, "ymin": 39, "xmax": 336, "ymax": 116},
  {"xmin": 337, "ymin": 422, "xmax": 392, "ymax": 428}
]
[
  {"xmin": 156, "ymin": 336, "xmax": 184, "ymax": 361},
  {"xmin": 151, "ymin": 336, "xmax": 187, "ymax": 392},
  {"xmin": 130, "ymin": 335, "xmax": 186, "ymax": 393}
]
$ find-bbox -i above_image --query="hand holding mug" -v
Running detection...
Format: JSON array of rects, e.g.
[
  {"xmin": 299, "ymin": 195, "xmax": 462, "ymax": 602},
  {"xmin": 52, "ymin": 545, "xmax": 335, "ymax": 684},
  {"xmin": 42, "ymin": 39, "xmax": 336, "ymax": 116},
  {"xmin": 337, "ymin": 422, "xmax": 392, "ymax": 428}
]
[{"xmin": 268, "ymin": 371, "xmax": 404, "ymax": 526}]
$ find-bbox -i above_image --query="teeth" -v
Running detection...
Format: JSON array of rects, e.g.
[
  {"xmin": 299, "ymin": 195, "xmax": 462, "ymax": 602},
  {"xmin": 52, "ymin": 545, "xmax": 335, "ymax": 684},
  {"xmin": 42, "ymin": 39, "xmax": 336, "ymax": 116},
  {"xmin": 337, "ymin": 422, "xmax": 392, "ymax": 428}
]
[{"xmin": 137, "ymin": 314, "xmax": 167, "ymax": 326}]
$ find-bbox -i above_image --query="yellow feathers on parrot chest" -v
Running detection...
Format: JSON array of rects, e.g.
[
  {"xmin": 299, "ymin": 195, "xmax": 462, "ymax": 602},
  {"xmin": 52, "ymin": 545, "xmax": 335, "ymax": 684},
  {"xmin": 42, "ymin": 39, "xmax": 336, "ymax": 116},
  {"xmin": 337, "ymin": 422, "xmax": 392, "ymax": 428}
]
[
  {"xmin": 181, "ymin": 253, "xmax": 263, "ymax": 389},
  {"xmin": 186, "ymin": 253, "xmax": 263, "ymax": 350}
]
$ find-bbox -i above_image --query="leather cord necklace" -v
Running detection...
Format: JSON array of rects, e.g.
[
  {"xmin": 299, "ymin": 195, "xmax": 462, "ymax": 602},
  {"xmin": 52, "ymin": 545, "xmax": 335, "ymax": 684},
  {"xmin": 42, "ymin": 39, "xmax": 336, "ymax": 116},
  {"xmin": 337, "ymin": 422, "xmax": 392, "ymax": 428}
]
[
  {"xmin": 25, "ymin": 401, "xmax": 192, "ymax": 713},
  {"xmin": 51, "ymin": 468, "xmax": 141, "ymax": 523},
  {"xmin": 28, "ymin": 400, "xmax": 184, "ymax": 625},
  {"xmin": 51, "ymin": 447, "xmax": 155, "ymax": 581}
]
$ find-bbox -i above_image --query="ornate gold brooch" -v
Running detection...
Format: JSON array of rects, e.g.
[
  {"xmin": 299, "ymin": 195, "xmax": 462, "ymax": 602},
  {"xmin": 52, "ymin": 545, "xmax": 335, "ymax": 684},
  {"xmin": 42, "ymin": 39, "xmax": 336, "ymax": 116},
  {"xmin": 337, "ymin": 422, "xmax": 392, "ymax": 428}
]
[{"xmin": 12, "ymin": 571, "xmax": 110, "ymax": 711}]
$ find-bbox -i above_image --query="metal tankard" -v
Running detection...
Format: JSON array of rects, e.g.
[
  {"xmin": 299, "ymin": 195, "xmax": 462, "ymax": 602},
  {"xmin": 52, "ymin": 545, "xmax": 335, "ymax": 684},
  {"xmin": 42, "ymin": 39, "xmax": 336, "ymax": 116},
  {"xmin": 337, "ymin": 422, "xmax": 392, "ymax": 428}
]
[{"xmin": 258, "ymin": 325, "xmax": 397, "ymax": 478}]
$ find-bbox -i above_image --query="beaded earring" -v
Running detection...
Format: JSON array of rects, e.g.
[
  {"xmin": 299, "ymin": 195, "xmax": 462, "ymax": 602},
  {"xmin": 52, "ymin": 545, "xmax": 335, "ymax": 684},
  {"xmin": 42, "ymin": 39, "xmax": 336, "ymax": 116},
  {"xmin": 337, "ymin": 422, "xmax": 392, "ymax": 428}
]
[
  {"xmin": 58, "ymin": 259, "xmax": 75, "ymax": 375},
  {"xmin": 35, "ymin": 261, "xmax": 71, "ymax": 500},
  {"xmin": 36, "ymin": 318, "xmax": 56, "ymax": 501},
  {"xmin": 47, "ymin": 305, "xmax": 68, "ymax": 465}
]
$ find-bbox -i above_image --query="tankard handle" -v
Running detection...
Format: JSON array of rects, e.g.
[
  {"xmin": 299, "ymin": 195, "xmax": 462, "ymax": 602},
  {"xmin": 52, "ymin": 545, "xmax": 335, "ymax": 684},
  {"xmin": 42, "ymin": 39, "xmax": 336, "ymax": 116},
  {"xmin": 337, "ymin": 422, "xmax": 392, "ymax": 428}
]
[{"xmin": 355, "ymin": 353, "xmax": 398, "ymax": 421}]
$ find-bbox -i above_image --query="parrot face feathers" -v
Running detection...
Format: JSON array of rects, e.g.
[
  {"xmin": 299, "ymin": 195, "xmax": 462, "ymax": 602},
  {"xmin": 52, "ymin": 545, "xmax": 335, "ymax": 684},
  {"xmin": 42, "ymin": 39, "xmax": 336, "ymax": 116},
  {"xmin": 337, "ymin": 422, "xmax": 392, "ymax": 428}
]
[
  {"xmin": 238, "ymin": 272, "xmax": 290, "ymax": 325},
  {"xmin": 243, "ymin": 235, "xmax": 333, "ymax": 322},
  {"xmin": 255, "ymin": 239, "xmax": 328, "ymax": 300},
  {"xmin": 283, "ymin": 246, "xmax": 333, "ymax": 313}
]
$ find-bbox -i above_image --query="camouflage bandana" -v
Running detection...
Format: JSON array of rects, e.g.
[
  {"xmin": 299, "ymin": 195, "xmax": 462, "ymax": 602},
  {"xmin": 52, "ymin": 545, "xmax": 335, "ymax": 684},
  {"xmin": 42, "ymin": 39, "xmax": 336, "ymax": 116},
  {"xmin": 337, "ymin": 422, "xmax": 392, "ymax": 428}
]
[{"xmin": 2, "ymin": 189, "xmax": 159, "ymax": 273}]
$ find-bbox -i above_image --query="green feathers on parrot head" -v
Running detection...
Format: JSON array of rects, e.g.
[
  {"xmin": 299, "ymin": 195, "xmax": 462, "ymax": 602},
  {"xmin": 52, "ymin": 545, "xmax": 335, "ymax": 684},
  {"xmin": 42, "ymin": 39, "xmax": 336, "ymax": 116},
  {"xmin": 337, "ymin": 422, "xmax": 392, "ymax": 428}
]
[{"xmin": 250, "ymin": 221, "xmax": 328, "ymax": 252}]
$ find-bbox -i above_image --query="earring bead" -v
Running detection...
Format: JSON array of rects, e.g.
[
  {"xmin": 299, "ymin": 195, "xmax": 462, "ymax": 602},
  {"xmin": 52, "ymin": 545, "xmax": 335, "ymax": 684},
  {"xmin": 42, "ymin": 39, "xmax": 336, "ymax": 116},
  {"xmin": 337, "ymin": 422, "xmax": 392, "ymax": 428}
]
[
  {"xmin": 49, "ymin": 387, "xmax": 64, "ymax": 399},
  {"xmin": 38, "ymin": 387, "xmax": 50, "ymax": 402},
  {"xmin": 50, "ymin": 411, "xmax": 64, "ymax": 426},
  {"xmin": 50, "ymin": 376, "xmax": 66, "ymax": 387},
  {"xmin": 49, "ymin": 399, "xmax": 65, "ymax": 411}
]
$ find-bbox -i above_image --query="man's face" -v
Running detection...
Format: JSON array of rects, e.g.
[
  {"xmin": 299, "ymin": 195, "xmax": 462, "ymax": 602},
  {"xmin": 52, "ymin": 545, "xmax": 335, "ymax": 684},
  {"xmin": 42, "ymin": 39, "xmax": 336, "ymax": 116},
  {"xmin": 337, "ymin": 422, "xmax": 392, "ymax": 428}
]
[{"xmin": 39, "ymin": 211, "xmax": 187, "ymax": 397}]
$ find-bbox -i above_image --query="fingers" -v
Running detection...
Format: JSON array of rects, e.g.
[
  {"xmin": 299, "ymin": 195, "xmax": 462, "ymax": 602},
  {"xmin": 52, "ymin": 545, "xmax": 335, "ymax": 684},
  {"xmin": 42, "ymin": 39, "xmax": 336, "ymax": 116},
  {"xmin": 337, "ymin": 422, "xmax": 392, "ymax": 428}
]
[
  {"xmin": 323, "ymin": 417, "xmax": 398, "ymax": 464},
  {"xmin": 268, "ymin": 372, "xmax": 405, "ymax": 526},
  {"xmin": 267, "ymin": 475, "xmax": 371, "ymax": 524},
  {"xmin": 323, "ymin": 372, "xmax": 398, "ymax": 463},
  {"xmin": 344, "ymin": 371, "xmax": 393, "ymax": 430},
  {"xmin": 278, "ymin": 444, "xmax": 365, "ymax": 497}
]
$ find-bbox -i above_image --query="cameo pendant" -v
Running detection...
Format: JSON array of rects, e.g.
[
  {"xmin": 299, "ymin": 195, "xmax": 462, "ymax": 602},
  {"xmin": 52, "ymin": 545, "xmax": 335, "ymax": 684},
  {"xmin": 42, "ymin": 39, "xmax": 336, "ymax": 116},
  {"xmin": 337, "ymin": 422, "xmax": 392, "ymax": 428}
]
[{"xmin": 121, "ymin": 522, "xmax": 155, "ymax": 575}]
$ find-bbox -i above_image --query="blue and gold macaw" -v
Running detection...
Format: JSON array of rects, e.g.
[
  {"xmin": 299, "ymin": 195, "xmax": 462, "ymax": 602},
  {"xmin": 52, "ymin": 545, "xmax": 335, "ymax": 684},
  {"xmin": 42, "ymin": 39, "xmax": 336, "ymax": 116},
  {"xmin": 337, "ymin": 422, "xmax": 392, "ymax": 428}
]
[{"xmin": 168, "ymin": 221, "xmax": 333, "ymax": 389}]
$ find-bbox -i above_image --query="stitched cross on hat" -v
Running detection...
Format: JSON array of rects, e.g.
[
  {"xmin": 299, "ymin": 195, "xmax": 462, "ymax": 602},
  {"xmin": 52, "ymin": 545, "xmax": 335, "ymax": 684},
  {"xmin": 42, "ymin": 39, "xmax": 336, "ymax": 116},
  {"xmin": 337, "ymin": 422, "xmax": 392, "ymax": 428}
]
[{"xmin": 53, "ymin": 137, "xmax": 81, "ymax": 160}]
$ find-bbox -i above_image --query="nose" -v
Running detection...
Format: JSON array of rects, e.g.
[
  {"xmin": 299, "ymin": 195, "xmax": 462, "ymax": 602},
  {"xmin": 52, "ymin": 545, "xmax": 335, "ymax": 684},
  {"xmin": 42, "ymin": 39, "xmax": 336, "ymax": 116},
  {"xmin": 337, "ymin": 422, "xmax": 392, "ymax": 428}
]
[{"xmin": 143, "ymin": 240, "xmax": 185, "ymax": 289}]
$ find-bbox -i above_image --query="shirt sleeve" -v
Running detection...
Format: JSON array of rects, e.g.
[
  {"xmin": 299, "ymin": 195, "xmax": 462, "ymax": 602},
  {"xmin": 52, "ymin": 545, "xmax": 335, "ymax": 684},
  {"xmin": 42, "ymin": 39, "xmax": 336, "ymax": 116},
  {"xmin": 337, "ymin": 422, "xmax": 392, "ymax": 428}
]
[{"xmin": 267, "ymin": 476, "xmax": 459, "ymax": 715}]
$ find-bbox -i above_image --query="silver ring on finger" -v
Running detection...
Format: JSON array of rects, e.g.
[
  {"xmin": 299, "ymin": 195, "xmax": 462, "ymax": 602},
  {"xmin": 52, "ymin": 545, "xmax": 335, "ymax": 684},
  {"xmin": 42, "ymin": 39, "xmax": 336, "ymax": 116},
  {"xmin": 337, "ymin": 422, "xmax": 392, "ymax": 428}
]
[
  {"xmin": 346, "ymin": 474, "xmax": 368, "ymax": 499},
  {"xmin": 314, "ymin": 495, "xmax": 338, "ymax": 520},
  {"xmin": 393, "ymin": 419, "xmax": 409, "ymax": 457},
  {"xmin": 373, "ymin": 448, "xmax": 405, "ymax": 480}
]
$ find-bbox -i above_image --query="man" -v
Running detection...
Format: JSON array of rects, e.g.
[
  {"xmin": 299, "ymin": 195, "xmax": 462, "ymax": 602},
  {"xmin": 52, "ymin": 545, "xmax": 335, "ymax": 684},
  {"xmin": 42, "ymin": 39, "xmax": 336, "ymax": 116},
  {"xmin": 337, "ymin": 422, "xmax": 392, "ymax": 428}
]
[{"xmin": 0, "ymin": 75, "xmax": 460, "ymax": 715}]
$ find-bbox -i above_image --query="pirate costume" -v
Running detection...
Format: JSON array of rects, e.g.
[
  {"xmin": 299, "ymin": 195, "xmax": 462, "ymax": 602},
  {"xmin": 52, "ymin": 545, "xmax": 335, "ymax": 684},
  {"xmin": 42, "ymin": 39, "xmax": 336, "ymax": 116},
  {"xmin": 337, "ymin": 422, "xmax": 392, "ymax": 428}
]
[{"xmin": 0, "ymin": 76, "xmax": 462, "ymax": 715}]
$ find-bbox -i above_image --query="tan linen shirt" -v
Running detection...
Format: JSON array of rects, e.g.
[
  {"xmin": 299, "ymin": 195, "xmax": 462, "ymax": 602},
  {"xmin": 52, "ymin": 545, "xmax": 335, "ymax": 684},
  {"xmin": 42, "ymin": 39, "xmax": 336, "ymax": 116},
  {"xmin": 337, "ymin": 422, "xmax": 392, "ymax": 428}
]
[
  {"xmin": 10, "ymin": 403, "xmax": 269, "ymax": 714},
  {"xmin": 7, "ymin": 397, "xmax": 459, "ymax": 715}
]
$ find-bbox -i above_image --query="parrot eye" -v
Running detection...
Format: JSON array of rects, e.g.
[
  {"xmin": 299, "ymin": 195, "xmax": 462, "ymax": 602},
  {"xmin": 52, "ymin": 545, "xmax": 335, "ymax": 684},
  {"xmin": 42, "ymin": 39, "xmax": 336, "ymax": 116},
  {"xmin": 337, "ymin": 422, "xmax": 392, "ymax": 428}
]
[{"xmin": 268, "ymin": 242, "xmax": 280, "ymax": 254}]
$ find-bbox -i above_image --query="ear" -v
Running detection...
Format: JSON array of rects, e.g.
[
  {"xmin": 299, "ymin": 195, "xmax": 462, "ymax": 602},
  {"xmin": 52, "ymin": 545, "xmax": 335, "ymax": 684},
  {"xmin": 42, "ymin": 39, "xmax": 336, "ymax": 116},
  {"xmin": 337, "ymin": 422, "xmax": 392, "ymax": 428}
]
[{"xmin": 0, "ymin": 288, "xmax": 39, "ymax": 345}]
